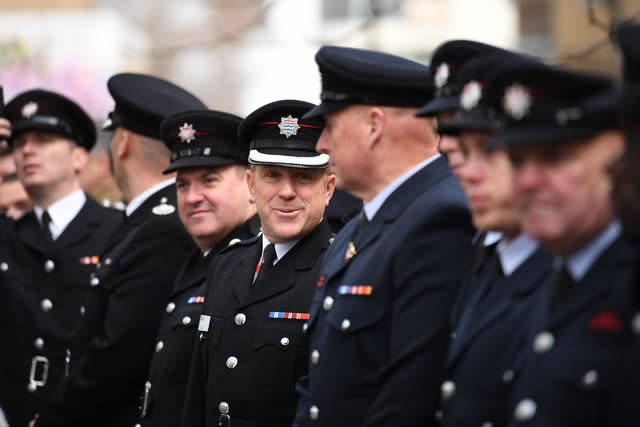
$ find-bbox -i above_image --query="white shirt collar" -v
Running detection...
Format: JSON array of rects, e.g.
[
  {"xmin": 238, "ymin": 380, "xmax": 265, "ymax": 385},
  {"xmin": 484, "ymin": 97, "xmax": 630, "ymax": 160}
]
[
  {"xmin": 496, "ymin": 233, "xmax": 540, "ymax": 276},
  {"xmin": 34, "ymin": 189, "xmax": 86, "ymax": 240},
  {"xmin": 483, "ymin": 231, "xmax": 503, "ymax": 247},
  {"xmin": 262, "ymin": 235, "xmax": 300, "ymax": 265},
  {"xmin": 125, "ymin": 179, "xmax": 175, "ymax": 217},
  {"xmin": 564, "ymin": 220, "xmax": 621, "ymax": 282},
  {"xmin": 363, "ymin": 153, "xmax": 441, "ymax": 221}
]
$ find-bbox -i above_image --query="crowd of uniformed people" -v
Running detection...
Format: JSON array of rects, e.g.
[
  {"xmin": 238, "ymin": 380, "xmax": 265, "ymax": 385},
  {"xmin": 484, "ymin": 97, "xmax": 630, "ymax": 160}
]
[{"xmin": 0, "ymin": 18, "xmax": 639, "ymax": 427}]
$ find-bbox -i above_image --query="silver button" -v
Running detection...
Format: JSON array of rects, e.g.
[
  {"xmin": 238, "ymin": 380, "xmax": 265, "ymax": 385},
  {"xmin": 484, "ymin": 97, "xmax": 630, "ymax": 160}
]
[
  {"xmin": 441, "ymin": 380, "xmax": 455, "ymax": 399},
  {"xmin": 309, "ymin": 405, "xmax": 319, "ymax": 420},
  {"xmin": 90, "ymin": 276, "xmax": 100, "ymax": 286},
  {"xmin": 166, "ymin": 302, "xmax": 176, "ymax": 313},
  {"xmin": 0, "ymin": 262, "xmax": 8, "ymax": 272},
  {"xmin": 182, "ymin": 316, "xmax": 191, "ymax": 325},
  {"xmin": 219, "ymin": 401, "xmax": 229, "ymax": 414},
  {"xmin": 451, "ymin": 331, "xmax": 456, "ymax": 339},
  {"xmin": 533, "ymin": 331, "xmax": 554, "ymax": 354},
  {"xmin": 322, "ymin": 296, "xmax": 334, "ymax": 311},
  {"xmin": 34, "ymin": 337, "xmax": 44, "ymax": 350},
  {"xmin": 435, "ymin": 410, "xmax": 443, "ymax": 420},
  {"xmin": 302, "ymin": 322, "xmax": 309, "ymax": 333},
  {"xmin": 226, "ymin": 356, "xmax": 238, "ymax": 369},
  {"xmin": 41, "ymin": 298, "xmax": 53, "ymax": 312},
  {"xmin": 632, "ymin": 312, "xmax": 640, "ymax": 335},
  {"xmin": 235, "ymin": 313, "xmax": 246, "ymax": 326},
  {"xmin": 514, "ymin": 398, "xmax": 537, "ymax": 421},
  {"xmin": 583, "ymin": 370, "xmax": 598, "ymax": 387},
  {"xmin": 311, "ymin": 350, "xmax": 320, "ymax": 365},
  {"xmin": 340, "ymin": 318, "xmax": 351, "ymax": 331},
  {"xmin": 80, "ymin": 305, "xmax": 86, "ymax": 316},
  {"xmin": 280, "ymin": 337, "xmax": 290, "ymax": 347},
  {"xmin": 502, "ymin": 369, "xmax": 514, "ymax": 383},
  {"xmin": 44, "ymin": 259, "xmax": 55, "ymax": 273},
  {"xmin": 481, "ymin": 423, "xmax": 493, "ymax": 427},
  {"xmin": 155, "ymin": 341, "xmax": 164, "ymax": 352}
]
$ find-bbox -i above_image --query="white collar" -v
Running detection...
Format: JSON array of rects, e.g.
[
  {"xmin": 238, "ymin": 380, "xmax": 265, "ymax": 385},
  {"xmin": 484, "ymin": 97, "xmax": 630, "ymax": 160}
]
[
  {"xmin": 496, "ymin": 233, "xmax": 539, "ymax": 276},
  {"xmin": 125, "ymin": 179, "xmax": 175, "ymax": 217},
  {"xmin": 262, "ymin": 235, "xmax": 300, "ymax": 265},
  {"xmin": 363, "ymin": 153, "xmax": 441, "ymax": 221},
  {"xmin": 34, "ymin": 189, "xmax": 86, "ymax": 240},
  {"xmin": 564, "ymin": 220, "xmax": 621, "ymax": 282}
]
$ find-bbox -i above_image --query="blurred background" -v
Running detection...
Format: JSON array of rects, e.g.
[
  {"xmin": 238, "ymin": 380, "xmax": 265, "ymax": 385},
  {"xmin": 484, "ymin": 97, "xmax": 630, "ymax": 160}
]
[{"xmin": 0, "ymin": 0, "xmax": 638, "ymax": 203}]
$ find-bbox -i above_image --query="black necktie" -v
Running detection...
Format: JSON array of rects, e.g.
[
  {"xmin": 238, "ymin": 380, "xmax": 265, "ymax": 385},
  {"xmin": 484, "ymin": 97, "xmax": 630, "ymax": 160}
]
[
  {"xmin": 551, "ymin": 261, "xmax": 574, "ymax": 313},
  {"xmin": 353, "ymin": 211, "xmax": 368, "ymax": 242},
  {"xmin": 41, "ymin": 210, "xmax": 54, "ymax": 244},
  {"xmin": 255, "ymin": 243, "xmax": 277, "ymax": 284}
]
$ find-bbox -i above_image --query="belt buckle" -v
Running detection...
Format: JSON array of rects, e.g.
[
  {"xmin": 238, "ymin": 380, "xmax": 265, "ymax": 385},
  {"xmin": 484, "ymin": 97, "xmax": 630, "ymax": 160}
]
[{"xmin": 28, "ymin": 355, "xmax": 49, "ymax": 391}]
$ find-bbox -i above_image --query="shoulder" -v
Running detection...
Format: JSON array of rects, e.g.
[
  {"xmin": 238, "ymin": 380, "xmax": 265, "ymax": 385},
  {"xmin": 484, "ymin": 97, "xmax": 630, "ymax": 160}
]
[{"xmin": 218, "ymin": 234, "xmax": 261, "ymax": 255}]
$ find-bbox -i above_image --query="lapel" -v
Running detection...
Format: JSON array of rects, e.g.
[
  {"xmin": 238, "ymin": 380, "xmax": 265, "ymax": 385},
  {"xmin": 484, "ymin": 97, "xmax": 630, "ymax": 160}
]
[
  {"xmin": 447, "ymin": 248, "xmax": 551, "ymax": 366},
  {"xmin": 546, "ymin": 236, "xmax": 630, "ymax": 330},
  {"xmin": 14, "ymin": 211, "xmax": 50, "ymax": 255},
  {"xmin": 324, "ymin": 157, "xmax": 453, "ymax": 281},
  {"xmin": 52, "ymin": 196, "xmax": 101, "ymax": 250},
  {"xmin": 233, "ymin": 220, "xmax": 332, "ymax": 310},
  {"xmin": 173, "ymin": 216, "xmax": 261, "ymax": 295},
  {"xmin": 172, "ymin": 249, "xmax": 211, "ymax": 295}
]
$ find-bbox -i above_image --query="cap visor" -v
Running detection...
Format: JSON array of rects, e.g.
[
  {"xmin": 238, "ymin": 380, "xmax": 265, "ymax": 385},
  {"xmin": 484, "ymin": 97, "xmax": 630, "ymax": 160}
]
[
  {"xmin": 488, "ymin": 125, "xmax": 608, "ymax": 151},
  {"xmin": 438, "ymin": 117, "xmax": 500, "ymax": 136},
  {"xmin": 416, "ymin": 96, "xmax": 459, "ymax": 117}
]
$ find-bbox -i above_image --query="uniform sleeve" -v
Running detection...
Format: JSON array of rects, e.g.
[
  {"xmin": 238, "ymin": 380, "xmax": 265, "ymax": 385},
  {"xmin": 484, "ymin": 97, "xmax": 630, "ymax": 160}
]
[
  {"xmin": 36, "ymin": 220, "xmax": 194, "ymax": 427},
  {"xmin": 363, "ymin": 213, "xmax": 474, "ymax": 426}
]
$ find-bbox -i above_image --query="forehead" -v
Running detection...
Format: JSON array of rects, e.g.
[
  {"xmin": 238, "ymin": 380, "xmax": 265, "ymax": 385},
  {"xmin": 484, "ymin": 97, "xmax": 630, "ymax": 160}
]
[
  {"xmin": 177, "ymin": 165, "xmax": 235, "ymax": 179},
  {"xmin": 13, "ymin": 130, "xmax": 75, "ymax": 148}
]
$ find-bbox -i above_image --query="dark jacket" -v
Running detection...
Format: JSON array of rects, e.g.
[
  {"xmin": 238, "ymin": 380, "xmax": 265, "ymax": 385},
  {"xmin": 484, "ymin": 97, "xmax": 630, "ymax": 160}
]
[
  {"xmin": 508, "ymin": 236, "xmax": 640, "ymax": 427},
  {"xmin": 0, "ymin": 196, "xmax": 122, "ymax": 427},
  {"xmin": 36, "ymin": 184, "xmax": 195, "ymax": 427},
  {"xmin": 294, "ymin": 157, "xmax": 475, "ymax": 427},
  {"xmin": 137, "ymin": 216, "xmax": 260, "ymax": 427},
  {"xmin": 181, "ymin": 220, "xmax": 333, "ymax": 427},
  {"xmin": 440, "ymin": 244, "xmax": 552, "ymax": 427}
]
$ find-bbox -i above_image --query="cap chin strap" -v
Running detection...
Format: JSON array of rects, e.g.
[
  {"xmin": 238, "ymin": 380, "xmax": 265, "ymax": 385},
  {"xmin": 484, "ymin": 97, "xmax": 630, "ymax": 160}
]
[{"xmin": 248, "ymin": 150, "xmax": 329, "ymax": 169}]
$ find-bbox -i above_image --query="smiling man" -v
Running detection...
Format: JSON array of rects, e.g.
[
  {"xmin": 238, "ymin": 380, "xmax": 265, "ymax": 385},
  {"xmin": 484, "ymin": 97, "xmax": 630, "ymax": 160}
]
[
  {"xmin": 134, "ymin": 110, "xmax": 258, "ymax": 427},
  {"xmin": 181, "ymin": 100, "xmax": 335, "ymax": 427}
]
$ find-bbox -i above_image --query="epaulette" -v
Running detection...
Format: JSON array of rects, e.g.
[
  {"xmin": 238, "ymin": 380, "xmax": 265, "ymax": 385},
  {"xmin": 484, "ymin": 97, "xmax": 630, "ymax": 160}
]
[
  {"xmin": 219, "ymin": 233, "xmax": 262, "ymax": 255},
  {"xmin": 152, "ymin": 197, "xmax": 176, "ymax": 216}
]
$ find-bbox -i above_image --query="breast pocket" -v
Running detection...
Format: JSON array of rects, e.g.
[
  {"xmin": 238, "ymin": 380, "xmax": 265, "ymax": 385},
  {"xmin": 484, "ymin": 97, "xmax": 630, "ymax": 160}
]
[
  {"xmin": 323, "ymin": 298, "xmax": 386, "ymax": 392},
  {"xmin": 251, "ymin": 320, "xmax": 308, "ymax": 400}
]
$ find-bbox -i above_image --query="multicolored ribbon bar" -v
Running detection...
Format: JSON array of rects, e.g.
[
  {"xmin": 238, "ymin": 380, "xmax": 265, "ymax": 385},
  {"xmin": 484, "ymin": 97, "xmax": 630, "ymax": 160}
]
[
  {"xmin": 269, "ymin": 311, "xmax": 310, "ymax": 320},
  {"xmin": 338, "ymin": 285, "xmax": 373, "ymax": 296},
  {"xmin": 187, "ymin": 296, "xmax": 205, "ymax": 304}
]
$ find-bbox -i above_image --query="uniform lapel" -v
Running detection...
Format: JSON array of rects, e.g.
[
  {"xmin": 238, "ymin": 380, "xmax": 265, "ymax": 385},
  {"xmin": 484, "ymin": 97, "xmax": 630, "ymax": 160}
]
[
  {"xmin": 324, "ymin": 157, "xmax": 453, "ymax": 282},
  {"xmin": 230, "ymin": 240, "xmax": 263, "ymax": 306},
  {"xmin": 546, "ymin": 237, "xmax": 629, "ymax": 330},
  {"xmin": 14, "ymin": 211, "xmax": 49, "ymax": 254},
  {"xmin": 236, "ymin": 221, "xmax": 331, "ymax": 310},
  {"xmin": 53, "ymin": 197, "xmax": 101, "ymax": 250},
  {"xmin": 447, "ymin": 248, "xmax": 551, "ymax": 366}
]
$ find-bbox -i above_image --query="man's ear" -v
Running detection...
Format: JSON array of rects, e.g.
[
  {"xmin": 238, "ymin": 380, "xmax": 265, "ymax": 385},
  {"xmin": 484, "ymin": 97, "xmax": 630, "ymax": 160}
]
[
  {"xmin": 246, "ymin": 168, "xmax": 256, "ymax": 203},
  {"xmin": 116, "ymin": 129, "xmax": 131, "ymax": 159},
  {"xmin": 368, "ymin": 107, "xmax": 385, "ymax": 148}
]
